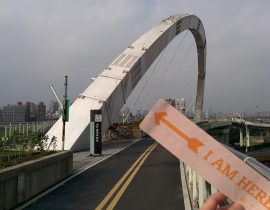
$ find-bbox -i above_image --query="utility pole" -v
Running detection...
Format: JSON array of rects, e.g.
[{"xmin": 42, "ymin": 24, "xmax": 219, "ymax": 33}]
[{"xmin": 62, "ymin": 76, "xmax": 68, "ymax": 151}]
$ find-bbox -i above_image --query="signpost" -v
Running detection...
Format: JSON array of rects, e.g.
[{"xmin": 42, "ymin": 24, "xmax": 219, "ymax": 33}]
[
  {"xmin": 90, "ymin": 110, "xmax": 102, "ymax": 156},
  {"xmin": 62, "ymin": 76, "xmax": 69, "ymax": 151}
]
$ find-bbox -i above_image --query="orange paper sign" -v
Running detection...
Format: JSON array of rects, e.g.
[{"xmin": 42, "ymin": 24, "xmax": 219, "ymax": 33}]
[{"xmin": 139, "ymin": 99, "xmax": 270, "ymax": 210}]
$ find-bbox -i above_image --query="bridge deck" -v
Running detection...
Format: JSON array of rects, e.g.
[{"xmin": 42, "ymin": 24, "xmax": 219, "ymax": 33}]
[{"xmin": 24, "ymin": 138, "xmax": 185, "ymax": 210}]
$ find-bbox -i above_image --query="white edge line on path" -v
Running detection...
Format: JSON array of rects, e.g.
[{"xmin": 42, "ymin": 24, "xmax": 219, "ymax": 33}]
[{"xmin": 16, "ymin": 138, "xmax": 142, "ymax": 210}]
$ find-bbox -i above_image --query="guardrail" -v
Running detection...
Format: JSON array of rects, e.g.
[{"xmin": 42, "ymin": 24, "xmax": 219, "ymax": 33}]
[
  {"xmin": 0, "ymin": 120, "xmax": 57, "ymax": 138},
  {"xmin": 181, "ymin": 145, "xmax": 270, "ymax": 209}
]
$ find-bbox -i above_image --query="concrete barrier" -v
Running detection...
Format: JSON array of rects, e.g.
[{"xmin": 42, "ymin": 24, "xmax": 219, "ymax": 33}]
[{"xmin": 0, "ymin": 151, "xmax": 72, "ymax": 210}]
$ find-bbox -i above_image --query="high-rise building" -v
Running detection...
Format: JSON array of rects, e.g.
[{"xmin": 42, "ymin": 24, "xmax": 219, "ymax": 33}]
[
  {"xmin": 25, "ymin": 102, "xmax": 37, "ymax": 121},
  {"xmin": 25, "ymin": 102, "xmax": 31, "ymax": 121},
  {"xmin": 2, "ymin": 103, "xmax": 26, "ymax": 122},
  {"xmin": 36, "ymin": 102, "xmax": 46, "ymax": 121},
  {"xmin": 30, "ymin": 103, "xmax": 36, "ymax": 120},
  {"xmin": 166, "ymin": 98, "xmax": 186, "ymax": 114},
  {"xmin": 166, "ymin": 99, "xmax": 176, "ymax": 107},
  {"xmin": 179, "ymin": 98, "xmax": 186, "ymax": 113},
  {"xmin": 0, "ymin": 108, "xmax": 2, "ymax": 122},
  {"xmin": 49, "ymin": 100, "xmax": 59, "ymax": 114}
]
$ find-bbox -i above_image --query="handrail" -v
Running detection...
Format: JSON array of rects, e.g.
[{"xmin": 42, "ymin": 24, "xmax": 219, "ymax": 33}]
[
  {"xmin": 182, "ymin": 144, "xmax": 270, "ymax": 209},
  {"xmin": 224, "ymin": 144, "xmax": 270, "ymax": 180}
]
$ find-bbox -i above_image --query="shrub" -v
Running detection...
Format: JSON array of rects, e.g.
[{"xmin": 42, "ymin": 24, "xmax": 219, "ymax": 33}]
[{"xmin": 0, "ymin": 131, "xmax": 57, "ymax": 169}]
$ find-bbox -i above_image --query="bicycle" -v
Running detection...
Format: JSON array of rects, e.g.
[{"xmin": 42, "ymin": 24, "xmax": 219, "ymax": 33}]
[{"xmin": 109, "ymin": 127, "xmax": 133, "ymax": 140}]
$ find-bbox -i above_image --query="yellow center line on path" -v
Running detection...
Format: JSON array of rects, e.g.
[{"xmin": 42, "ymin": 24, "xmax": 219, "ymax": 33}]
[
  {"xmin": 95, "ymin": 142, "xmax": 158, "ymax": 210},
  {"xmin": 106, "ymin": 143, "xmax": 158, "ymax": 210}
]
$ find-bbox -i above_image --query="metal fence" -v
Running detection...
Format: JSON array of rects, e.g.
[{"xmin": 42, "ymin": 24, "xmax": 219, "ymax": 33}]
[
  {"xmin": 0, "ymin": 120, "xmax": 57, "ymax": 138},
  {"xmin": 0, "ymin": 120, "xmax": 57, "ymax": 169}
]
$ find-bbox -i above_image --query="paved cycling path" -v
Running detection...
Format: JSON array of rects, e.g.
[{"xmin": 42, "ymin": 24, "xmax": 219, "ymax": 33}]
[
  {"xmin": 73, "ymin": 138, "xmax": 140, "ymax": 172},
  {"xmin": 22, "ymin": 138, "xmax": 185, "ymax": 210},
  {"xmin": 18, "ymin": 138, "xmax": 140, "ymax": 210}
]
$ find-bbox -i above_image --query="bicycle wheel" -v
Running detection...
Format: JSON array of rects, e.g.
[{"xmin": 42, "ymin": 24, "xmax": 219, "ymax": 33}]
[
  {"xmin": 125, "ymin": 130, "xmax": 133, "ymax": 139},
  {"xmin": 109, "ymin": 130, "xmax": 119, "ymax": 140}
]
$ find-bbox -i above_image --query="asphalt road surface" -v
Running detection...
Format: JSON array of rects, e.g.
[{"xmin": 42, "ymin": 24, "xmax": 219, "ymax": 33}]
[{"xmin": 25, "ymin": 138, "xmax": 185, "ymax": 210}]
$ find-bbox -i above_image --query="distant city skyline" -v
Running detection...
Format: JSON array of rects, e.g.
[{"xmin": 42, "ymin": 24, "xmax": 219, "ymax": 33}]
[{"xmin": 0, "ymin": 1, "xmax": 269, "ymax": 113}]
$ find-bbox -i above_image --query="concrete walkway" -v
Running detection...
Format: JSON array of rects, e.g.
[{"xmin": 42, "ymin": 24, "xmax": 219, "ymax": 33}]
[{"xmin": 72, "ymin": 138, "xmax": 141, "ymax": 172}]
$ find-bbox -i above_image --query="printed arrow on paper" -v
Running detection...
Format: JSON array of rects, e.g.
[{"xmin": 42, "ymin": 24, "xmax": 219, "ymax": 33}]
[{"xmin": 155, "ymin": 112, "xmax": 204, "ymax": 153}]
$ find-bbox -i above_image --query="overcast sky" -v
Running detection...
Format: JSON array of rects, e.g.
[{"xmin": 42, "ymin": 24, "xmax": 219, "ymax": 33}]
[{"xmin": 0, "ymin": 0, "xmax": 269, "ymax": 114}]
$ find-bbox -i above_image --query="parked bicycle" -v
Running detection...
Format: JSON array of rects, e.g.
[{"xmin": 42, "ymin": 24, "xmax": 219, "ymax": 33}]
[{"xmin": 109, "ymin": 126, "xmax": 133, "ymax": 140}]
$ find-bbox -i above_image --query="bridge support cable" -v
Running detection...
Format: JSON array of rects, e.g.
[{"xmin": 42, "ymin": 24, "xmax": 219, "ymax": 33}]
[
  {"xmin": 161, "ymin": 40, "xmax": 195, "ymax": 102},
  {"xmin": 142, "ymin": 30, "xmax": 189, "ymax": 110},
  {"xmin": 124, "ymin": 30, "xmax": 189, "ymax": 122},
  {"xmin": 182, "ymin": 59, "xmax": 197, "ymax": 97},
  {"xmin": 160, "ymin": 32, "xmax": 193, "ymax": 98},
  {"xmin": 169, "ymin": 57, "xmax": 197, "ymax": 105},
  {"xmin": 186, "ymin": 94, "xmax": 196, "ymax": 113},
  {"xmin": 162, "ymin": 40, "xmax": 194, "ymax": 99},
  {"xmin": 123, "ymin": 49, "xmax": 166, "ymax": 122}
]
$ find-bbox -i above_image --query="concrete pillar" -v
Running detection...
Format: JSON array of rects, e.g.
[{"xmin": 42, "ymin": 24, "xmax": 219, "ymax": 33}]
[
  {"xmin": 240, "ymin": 128, "xmax": 243, "ymax": 147},
  {"xmin": 246, "ymin": 127, "xmax": 250, "ymax": 147}
]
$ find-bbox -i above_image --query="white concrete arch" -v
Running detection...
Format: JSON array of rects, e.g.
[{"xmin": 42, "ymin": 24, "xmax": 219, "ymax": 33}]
[{"xmin": 47, "ymin": 14, "xmax": 206, "ymax": 151}]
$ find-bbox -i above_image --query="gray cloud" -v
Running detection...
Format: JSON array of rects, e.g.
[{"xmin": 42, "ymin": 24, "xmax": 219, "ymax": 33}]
[{"xmin": 0, "ymin": 0, "xmax": 269, "ymax": 114}]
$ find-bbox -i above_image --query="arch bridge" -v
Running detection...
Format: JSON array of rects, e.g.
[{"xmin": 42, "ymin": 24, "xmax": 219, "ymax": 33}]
[
  {"xmin": 43, "ymin": 14, "xmax": 270, "ymax": 210},
  {"xmin": 47, "ymin": 14, "xmax": 206, "ymax": 151}
]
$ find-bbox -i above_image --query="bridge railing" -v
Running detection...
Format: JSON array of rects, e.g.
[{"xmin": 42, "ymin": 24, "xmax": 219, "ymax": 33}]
[
  {"xmin": 181, "ymin": 145, "xmax": 270, "ymax": 209},
  {"xmin": 0, "ymin": 120, "xmax": 57, "ymax": 138}
]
